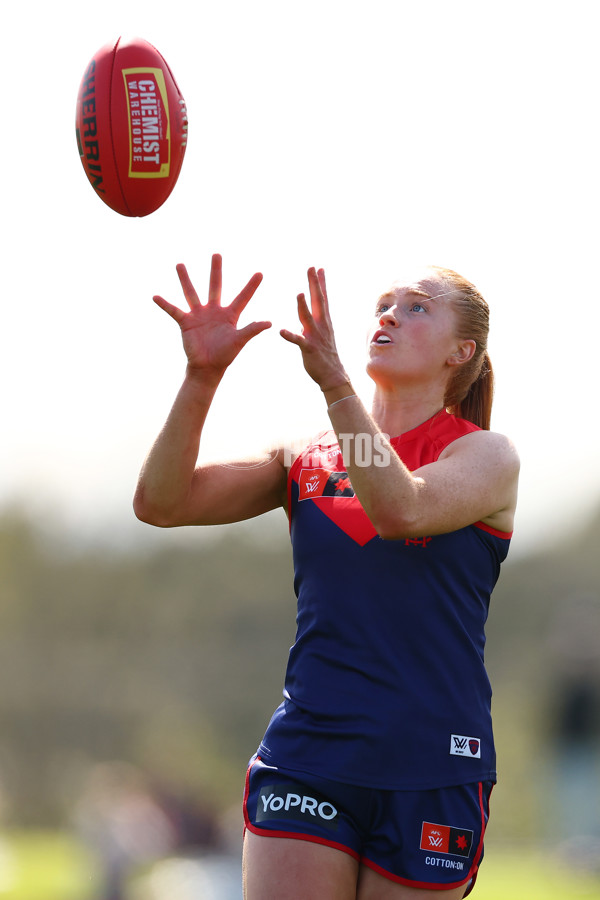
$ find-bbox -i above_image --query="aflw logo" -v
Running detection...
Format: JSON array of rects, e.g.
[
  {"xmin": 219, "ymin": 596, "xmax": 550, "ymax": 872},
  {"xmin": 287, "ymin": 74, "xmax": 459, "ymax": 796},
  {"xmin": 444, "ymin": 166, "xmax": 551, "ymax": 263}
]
[
  {"xmin": 420, "ymin": 821, "xmax": 473, "ymax": 858},
  {"xmin": 450, "ymin": 734, "xmax": 481, "ymax": 758},
  {"xmin": 304, "ymin": 475, "xmax": 321, "ymax": 494},
  {"xmin": 427, "ymin": 829, "xmax": 444, "ymax": 848}
]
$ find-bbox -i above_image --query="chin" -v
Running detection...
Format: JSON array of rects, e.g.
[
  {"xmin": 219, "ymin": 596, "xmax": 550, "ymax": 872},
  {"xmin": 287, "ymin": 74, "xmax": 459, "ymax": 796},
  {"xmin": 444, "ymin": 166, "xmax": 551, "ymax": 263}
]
[{"xmin": 366, "ymin": 357, "xmax": 393, "ymax": 387}]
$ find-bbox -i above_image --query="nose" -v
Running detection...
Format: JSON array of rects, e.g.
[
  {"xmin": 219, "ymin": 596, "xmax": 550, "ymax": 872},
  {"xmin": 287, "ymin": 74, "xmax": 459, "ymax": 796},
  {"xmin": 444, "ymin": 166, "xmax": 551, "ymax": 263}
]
[{"xmin": 379, "ymin": 306, "xmax": 399, "ymax": 327}]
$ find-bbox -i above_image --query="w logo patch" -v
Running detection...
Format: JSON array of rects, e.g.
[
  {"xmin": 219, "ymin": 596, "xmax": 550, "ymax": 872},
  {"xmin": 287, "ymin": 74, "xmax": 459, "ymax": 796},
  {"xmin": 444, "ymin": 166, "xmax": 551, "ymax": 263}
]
[{"xmin": 450, "ymin": 734, "xmax": 481, "ymax": 758}]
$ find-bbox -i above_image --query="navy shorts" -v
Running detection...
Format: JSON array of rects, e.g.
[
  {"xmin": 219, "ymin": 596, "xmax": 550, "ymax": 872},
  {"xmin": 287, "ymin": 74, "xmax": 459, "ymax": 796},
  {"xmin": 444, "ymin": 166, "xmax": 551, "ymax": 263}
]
[{"xmin": 244, "ymin": 756, "xmax": 493, "ymax": 895}]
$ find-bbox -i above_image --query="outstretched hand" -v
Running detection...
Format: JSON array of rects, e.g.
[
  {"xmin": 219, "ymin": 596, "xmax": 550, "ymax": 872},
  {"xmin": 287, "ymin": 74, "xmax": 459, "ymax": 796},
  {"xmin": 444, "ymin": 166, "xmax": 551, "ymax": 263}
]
[
  {"xmin": 153, "ymin": 254, "xmax": 271, "ymax": 378},
  {"xmin": 280, "ymin": 267, "xmax": 349, "ymax": 391}
]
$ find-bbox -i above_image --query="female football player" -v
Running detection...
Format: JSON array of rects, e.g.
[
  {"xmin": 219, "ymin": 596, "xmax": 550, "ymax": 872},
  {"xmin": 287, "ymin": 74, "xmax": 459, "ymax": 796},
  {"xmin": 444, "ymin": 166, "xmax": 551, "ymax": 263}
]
[{"xmin": 134, "ymin": 254, "xmax": 519, "ymax": 899}]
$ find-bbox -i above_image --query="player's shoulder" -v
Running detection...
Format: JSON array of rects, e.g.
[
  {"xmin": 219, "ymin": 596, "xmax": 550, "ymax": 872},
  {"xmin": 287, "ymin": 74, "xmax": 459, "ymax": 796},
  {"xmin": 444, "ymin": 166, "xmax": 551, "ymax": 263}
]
[{"xmin": 441, "ymin": 428, "xmax": 520, "ymax": 472}]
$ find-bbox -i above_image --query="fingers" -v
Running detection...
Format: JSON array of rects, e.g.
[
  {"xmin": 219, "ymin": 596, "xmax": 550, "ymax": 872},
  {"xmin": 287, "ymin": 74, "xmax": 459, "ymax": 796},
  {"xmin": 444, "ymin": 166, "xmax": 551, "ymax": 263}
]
[
  {"xmin": 176, "ymin": 263, "xmax": 201, "ymax": 308},
  {"xmin": 238, "ymin": 320, "xmax": 272, "ymax": 345},
  {"xmin": 175, "ymin": 256, "xmax": 220, "ymax": 308},
  {"xmin": 230, "ymin": 271, "xmax": 264, "ymax": 318},
  {"xmin": 207, "ymin": 253, "xmax": 222, "ymax": 305},
  {"xmin": 283, "ymin": 269, "xmax": 337, "ymax": 357},
  {"xmin": 306, "ymin": 266, "xmax": 329, "ymax": 322},
  {"xmin": 296, "ymin": 292, "xmax": 312, "ymax": 329},
  {"xmin": 279, "ymin": 328, "xmax": 305, "ymax": 347},
  {"xmin": 168, "ymin": 255, "xmax": 263, "ymax": 323},
  {"xmin": 296, "ymin": 267, "xmax": 332, "ymax": 334},
  {"xmin": 153, "ymin": 294, "xmax": 185, "ymax": 323},
  {"xmin": 281, "ymin": 289, "xmax": 326, "ymax": 348},
  {"xmin": 317, "ymin": 268, "xmax": 328, "ymax": 301}
]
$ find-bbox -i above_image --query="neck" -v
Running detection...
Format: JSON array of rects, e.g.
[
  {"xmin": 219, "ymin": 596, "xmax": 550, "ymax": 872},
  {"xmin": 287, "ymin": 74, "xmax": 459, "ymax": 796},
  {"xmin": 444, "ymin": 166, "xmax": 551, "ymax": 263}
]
[{"xmin": 370, "ymin": 386, "xmax": 446, "ymax": 438}]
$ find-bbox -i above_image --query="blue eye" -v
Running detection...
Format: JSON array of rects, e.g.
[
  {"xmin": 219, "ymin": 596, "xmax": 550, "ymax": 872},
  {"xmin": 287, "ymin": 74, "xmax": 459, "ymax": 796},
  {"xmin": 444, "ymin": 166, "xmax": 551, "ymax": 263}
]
[
  {"xmin": 376, "ymin": 303, "xmax": 390, "ymax": 315},
  {"xmin": 411, "ymin": 303, "xmax": 426, "ymax": 312}
]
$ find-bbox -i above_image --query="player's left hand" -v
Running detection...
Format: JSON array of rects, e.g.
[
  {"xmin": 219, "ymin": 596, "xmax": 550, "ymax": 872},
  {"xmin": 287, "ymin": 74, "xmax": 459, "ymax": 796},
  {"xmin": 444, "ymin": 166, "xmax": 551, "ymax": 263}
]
[{"xmin": 280, "ymin": 267, "xmax": 349, "ymax": 391}]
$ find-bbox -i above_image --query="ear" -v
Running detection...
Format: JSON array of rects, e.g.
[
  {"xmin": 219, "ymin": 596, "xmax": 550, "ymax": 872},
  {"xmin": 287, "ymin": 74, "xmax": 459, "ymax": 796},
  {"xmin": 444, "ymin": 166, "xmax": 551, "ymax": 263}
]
[{"xmin": 446, "ymin": 339, "xmax": 476, "ymax": 367}]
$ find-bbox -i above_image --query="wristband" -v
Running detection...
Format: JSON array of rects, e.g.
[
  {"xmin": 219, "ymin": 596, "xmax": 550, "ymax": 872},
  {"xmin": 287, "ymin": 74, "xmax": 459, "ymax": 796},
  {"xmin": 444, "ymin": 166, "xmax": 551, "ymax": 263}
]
[{"xmin": 327, "ymin": 394, "xmax": 358, "ymax": 411}]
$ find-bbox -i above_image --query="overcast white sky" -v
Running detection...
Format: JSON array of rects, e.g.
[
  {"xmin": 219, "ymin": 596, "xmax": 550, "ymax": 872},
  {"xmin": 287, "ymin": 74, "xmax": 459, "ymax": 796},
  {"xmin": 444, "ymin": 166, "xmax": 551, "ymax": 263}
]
[{"xmin": 1, "ymin": 0, "xmax": 598, "ymax": 556}]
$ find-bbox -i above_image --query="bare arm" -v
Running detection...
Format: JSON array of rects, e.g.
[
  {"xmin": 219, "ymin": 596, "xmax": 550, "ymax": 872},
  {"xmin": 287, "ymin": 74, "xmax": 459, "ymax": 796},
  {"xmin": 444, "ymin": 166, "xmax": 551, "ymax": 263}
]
[
  {"xmin": 134, "ymin": 255, "xmax": 287, "ymax": 527},
  {"xmin": 325, "ymin": 400, "xmax": 519, "ymax": 538}
]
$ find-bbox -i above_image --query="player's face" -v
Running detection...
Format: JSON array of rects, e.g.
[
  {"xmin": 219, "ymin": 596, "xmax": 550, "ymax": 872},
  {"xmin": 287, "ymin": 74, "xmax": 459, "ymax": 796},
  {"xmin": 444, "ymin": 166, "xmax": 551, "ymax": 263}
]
[{"xmin": 366, "ymin": 275, "xmax": 462, "ymax": 388}]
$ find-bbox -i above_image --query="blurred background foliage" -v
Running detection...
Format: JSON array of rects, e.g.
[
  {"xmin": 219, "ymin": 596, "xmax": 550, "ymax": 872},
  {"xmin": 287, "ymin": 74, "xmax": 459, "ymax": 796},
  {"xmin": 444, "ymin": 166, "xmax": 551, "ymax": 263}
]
[
  {"xmin": 1, "ymin": 504, "xmax": 599, "ymax": 897},
  {"xmin": 0, "ymin": 509, "xmax": 297, "ymax": 824}
]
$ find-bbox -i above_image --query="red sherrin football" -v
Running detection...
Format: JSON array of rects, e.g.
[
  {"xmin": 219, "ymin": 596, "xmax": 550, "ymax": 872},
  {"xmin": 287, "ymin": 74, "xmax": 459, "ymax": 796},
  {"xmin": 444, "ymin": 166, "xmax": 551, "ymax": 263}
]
[{"xmin": 76, "ymin": 36, "xmax": 188, "ymax": 217}]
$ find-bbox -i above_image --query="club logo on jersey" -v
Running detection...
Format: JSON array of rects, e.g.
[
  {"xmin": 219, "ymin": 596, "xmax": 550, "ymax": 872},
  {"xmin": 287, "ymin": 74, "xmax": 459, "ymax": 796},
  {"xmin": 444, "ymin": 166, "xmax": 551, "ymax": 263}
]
[
  {"xmin": 450, "ymin": 734, "xmax": 481, "ymax": 758},
  {"xmin": 404, "ymin": 536, "xmax": 432, "ymax": 548},
  {"xmin": 298, "ymin": 469, "xmax": 355, "ymax": 501},
  {"xmin": 420, "ymin": 822, "xmax": 474, "ymax": 857},
  {"xmin": 256, "ymin": 784, "xmax": 339, "ymax": 831}
]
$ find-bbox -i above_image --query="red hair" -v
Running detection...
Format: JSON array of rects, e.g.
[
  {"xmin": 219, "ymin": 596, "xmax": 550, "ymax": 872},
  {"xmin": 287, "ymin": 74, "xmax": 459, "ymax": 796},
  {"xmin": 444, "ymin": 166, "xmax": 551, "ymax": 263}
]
[{"xmin": 429, "ymin": 266, "xmax": 494, "ymax": 430}]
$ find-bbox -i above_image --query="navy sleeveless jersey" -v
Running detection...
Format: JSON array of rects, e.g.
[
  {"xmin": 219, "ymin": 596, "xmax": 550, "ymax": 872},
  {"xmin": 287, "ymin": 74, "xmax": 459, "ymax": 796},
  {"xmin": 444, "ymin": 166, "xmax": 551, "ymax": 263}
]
[{"xmin": 257, "ymin": 411, "xmax": 512, "ymax": 790}]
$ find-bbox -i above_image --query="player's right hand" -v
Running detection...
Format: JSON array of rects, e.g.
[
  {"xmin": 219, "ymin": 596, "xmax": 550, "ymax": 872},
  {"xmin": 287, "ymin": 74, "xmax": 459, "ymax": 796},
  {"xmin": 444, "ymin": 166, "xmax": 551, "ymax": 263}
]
[{"xmin": 153, "ymin": 253, "xmax": 271, "ymax": 378}]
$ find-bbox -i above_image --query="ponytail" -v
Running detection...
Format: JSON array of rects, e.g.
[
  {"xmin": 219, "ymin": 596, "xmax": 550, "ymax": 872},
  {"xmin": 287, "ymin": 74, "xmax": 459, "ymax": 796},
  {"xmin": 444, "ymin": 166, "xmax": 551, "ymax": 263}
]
[
  {"xmin": 428, "ymin": 266, "xmax": 493, "ymax": 431},
  {"xmin": 447, "ymin": 351, "xmax": 494, "ymax": 431}
]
